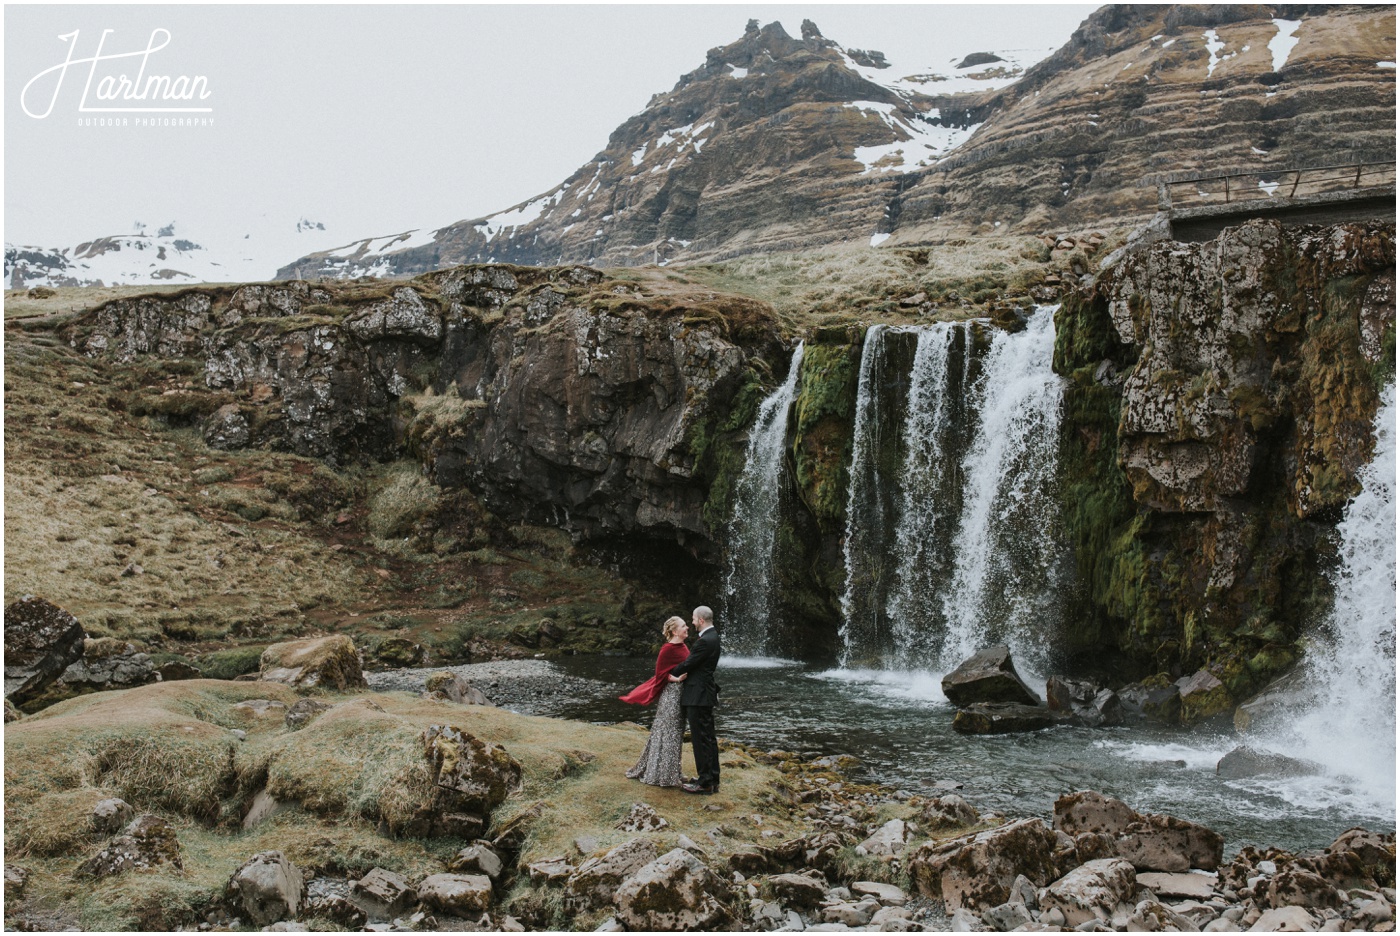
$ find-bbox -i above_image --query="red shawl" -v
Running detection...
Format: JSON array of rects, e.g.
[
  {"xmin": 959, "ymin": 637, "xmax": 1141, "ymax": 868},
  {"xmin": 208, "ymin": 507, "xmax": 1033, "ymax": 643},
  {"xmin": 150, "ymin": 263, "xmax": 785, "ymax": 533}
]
[{"xmin": 619, "ymin": 641, "xmax": 689, "ymax": 705}]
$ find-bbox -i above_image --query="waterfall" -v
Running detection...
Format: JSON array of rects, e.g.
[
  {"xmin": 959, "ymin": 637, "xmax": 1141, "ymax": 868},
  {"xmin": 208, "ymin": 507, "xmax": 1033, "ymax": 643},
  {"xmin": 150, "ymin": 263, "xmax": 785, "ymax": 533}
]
[
  {"xmin": 885, "ymin": 324, "xmax": 961, "ymax": 666},
  {"xmin": 839, "ymin": 325, "xmax": 898, "ymax": 665},
  {"xmin": 939, "ymin": 307, "xmax": 1064, "ymax": 671},
  {"xmin": 838, "ymin": 307, "xmax": 1065, "ymax": 671},
  {"xmin": 722, "ymin": 343, "xmax": 805, "ymax": 656},
  {"xmin": 1266, "ymin": 382, "xmax": 1396, "ymax": 811}
]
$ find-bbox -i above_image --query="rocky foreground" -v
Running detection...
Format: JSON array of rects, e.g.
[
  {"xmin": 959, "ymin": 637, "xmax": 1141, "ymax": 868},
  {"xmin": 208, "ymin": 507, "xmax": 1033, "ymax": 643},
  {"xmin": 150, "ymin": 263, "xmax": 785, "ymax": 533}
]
[{"xmin": 4, "ymin": 630, "xmax": 1395, "ymax": 933}]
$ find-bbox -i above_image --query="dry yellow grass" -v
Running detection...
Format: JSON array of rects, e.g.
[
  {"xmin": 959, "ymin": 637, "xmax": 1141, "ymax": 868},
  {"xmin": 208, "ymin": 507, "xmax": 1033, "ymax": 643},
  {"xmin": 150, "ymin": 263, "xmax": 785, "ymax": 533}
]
[{"xmin": 5, "ymin": 678, "xmax": 803, "ymax": 929}]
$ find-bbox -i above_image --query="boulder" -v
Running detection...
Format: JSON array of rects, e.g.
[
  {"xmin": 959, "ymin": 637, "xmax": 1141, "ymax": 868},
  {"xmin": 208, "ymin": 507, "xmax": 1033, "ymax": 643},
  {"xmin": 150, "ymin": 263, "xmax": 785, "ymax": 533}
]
[
  {"xmin": 851, "ymin": 881, "xmax": 907, "ymax": 906},
  {"xmin": 1267, "ymin": 869, "xmax": 1343, "ymax": 910},
  {"xmin": 57, "ymin": 638, "xmax": 158, "ymax": 692},
  {"xmin": 374, "ymin": 637, "xmax": 425, "ymax": 667},
  {"xmin": 1119, "ymin": 678, "xmax": 1183, "ymax": 724},
  {"xmin": 284, "ymin": 698, "xmax": 332, "ymax": 730},
  {"xmin": 205, "ymin": 403, "xmax": 251, "ymax": 450},
  {"xmin": 424, "ymin": 670, "xmax": 492, "ymax": 704},
  {"xmin": 417, "ymin": 873, "xmax": 493, "ymax": 916},
  {"xmin": 1217, "ymin": 746, "xmax": 1322, "ymax": 780},
  {"xmin": 614, "ymin": 848, "xmax": 731, "ymax": 931},
  {"xmin": 616, "ymin": 802, "xmax": 669, "ymax": 832},
  {"xmin": 1176, "ymin": 669, "xmax": 1232, "ymax": 724},
  {"xmin": 767, "ymin": 870, "xmax": 829, "ymax": 909},
  {"xmin": 490, "ymin": 803, "xmax": 543, "ymax": 855},
  {"xmin": 1038, "ymin": 858, "xmax": 1139, "ymax": 928},
  {"xmin": 259, "ymin": 635, "xmax": 366, "ymax": 691},
  {"xmin": 941, "ymin": 647, "xmax": 1040, "ymax": 706},
  {"xmin": 157, "ymin": 660, "xmax": 201, "ymax": 681},
  {"xmin": 450, "ymin": 843, "xmax": 505, "ymax": 881},
  {"xmin": 1054, "ymin": 790, "xmax": 1224, "ymax": 872},
  {"xmin": 92, "ymin": 797, "xmax": 135, "ymax": 834},
  {"xmin": 78, "ymin": 814, "xmax": 182, "ymax": 877},
  {"xmin": 351, "ymin": 868, "xmax": 416, "ymax": 920},
  {"xmin": 565, "ymin": 839, "xmax": 658, "ymax": 911},
  {"xmin": 907, "ymin": 818, "xmax": 1061, "ymax": 911},
  {"xmin": 527, "ymin": 856, "xmax": 573, "ymax": 885},
  {"xmin": 870, "ymin": 905, "xmax": 917, "ymax": 931},
  {"xmin": 1324, "ymin": 827, "xmax": 1396, "ymax": 887},
  {"xmin": 1126, "ymin": 897, "xmax": 1200, "ymax": 931},
  {"xmin": 5, "ymin": 865, "xmax": 29, "ymax": 900},
  {"xmin": 1136, "ymin": 870, "xmax": 1218, "ymax": 900},
  {"xmin": 4, "ymin": 596, "xmax": 86, "ymax": 704},
  {"xmin": 422, "ymin": 724, "xmax": 522, "ymax": 812},
  {"xmin": 1247, "ymin": 905, "xmax": 1318, "ymax": 931},
  {"xmin": 953, "ymin": 702, "xmax": 1071, "ymax": 734},
  {"xmin": 922, "ymin": 793, "xmax": 980, "ymax": 832},
  {"xmin": 857, "ymin": 819, "xmax": 912, "ymax": 857},
  {"xmin": 825, "ymin": 898, "xmax": 881, "ymax": 926},
  {"xmin": 1046, "ymin": 676, "xmax": 1100, "ymax": 713},
  {"xmin": 982, "ymin": 901, "xmax": 1034, "ymax": 930},
  {"xmin": 1233, "ymin": 669, "xmax": 1311, "ymax": 733},
  {"xmin": 227, "ymin": 851, "xmax": 305, "ymax": 926},
  {"xmin": 242, "ymin": 789, "xmax": 292, "ymax": 830}
]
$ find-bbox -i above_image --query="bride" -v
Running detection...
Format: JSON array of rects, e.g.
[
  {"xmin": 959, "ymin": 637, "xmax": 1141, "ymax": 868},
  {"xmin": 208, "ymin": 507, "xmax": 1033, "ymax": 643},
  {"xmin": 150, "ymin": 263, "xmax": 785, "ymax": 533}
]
[{"xmin": 620, "ymin": 615, "xmax": 689, "ymax": 787}]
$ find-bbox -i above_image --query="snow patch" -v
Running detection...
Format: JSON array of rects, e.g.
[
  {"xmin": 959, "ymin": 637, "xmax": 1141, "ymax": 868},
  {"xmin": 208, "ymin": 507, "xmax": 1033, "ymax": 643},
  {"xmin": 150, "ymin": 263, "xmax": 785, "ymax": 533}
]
[
  {"xmin": 1269, "ymin": 18, "xmax": 1302, "ymax": 72},
  {"xmin": 726, "ymin": 64, "xmax": 749, "ymax": 79},
  {"xmin": 845, "ymin": 102, "xmax": 980, "ymax": 173},
  {"xmin": 631, "ymin": 144, "xmax": 647, "ymax": 167},
  {"xmin": 1203, "ymin": 30, "xmax": 1225, "ymax": 77},
  {"xmin": 1378, "ymin": 61, "xmax": 1397, "ymax": 69},
  {"xmin": 1258, "ymin": 180, "xmax": 1280, "ymax": 196},
  {"xmin": 870, "ymin": 232, "xmax": 891, "ymax": 247}
]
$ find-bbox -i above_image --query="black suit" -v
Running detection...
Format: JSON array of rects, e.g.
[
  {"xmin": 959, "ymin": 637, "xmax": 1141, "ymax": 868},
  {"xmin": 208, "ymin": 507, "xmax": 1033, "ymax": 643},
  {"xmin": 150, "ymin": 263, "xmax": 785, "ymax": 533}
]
[{"xmin": 671, "ymin": 625, "xmax": 721, "ymax": 787}]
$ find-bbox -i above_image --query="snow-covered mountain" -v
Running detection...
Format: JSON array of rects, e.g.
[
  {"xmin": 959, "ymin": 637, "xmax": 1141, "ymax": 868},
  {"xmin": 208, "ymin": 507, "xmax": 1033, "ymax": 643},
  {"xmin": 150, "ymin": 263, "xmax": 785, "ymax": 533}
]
[{"xmin": 5, "ymin": 218, "xmax": 342, "ymax": 289}]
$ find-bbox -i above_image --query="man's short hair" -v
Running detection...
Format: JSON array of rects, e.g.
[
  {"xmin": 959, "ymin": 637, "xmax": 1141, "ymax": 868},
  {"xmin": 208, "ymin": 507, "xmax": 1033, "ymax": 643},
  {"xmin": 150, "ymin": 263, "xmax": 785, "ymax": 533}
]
[{"xmin": 693, "ymin": 605, "xmax": 714, "ymax": 625}]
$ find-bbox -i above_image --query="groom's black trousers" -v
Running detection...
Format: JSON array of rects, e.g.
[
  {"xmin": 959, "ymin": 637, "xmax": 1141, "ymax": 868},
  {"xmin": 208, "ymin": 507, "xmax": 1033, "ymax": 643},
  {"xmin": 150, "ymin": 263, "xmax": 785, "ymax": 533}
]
[{"xmin": 684, "ymin": 704, "xmax": 720, "ymax": 787}]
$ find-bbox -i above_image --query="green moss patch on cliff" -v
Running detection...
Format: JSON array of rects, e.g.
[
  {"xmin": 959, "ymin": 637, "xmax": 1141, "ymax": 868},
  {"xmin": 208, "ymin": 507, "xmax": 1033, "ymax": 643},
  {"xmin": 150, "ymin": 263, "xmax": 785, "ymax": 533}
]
[{"xmin": 790, "ymin": 337, "xmax": 862, "ymax": 533}]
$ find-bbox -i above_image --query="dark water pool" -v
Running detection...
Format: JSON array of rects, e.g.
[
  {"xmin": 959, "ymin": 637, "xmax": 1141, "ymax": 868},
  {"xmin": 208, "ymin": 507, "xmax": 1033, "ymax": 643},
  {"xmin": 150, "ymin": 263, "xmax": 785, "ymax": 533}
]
[{"xmin": 521, "ymin": 655, "xmax": 1394, "ymax": 855}]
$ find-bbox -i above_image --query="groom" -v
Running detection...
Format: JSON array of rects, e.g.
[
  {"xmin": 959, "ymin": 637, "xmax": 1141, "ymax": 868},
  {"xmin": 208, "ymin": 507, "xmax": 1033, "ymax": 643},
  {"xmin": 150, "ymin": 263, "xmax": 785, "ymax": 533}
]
[{"xmin": 669, "ymin": 605, "xmax": 721, "ymax": 794}]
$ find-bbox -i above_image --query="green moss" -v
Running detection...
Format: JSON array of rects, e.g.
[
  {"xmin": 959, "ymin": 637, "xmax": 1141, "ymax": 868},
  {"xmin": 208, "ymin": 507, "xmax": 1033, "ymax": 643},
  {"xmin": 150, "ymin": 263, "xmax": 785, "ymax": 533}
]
[{"xmin": 790, "ymin": 340, "xmax": 861, "ymax": 532}]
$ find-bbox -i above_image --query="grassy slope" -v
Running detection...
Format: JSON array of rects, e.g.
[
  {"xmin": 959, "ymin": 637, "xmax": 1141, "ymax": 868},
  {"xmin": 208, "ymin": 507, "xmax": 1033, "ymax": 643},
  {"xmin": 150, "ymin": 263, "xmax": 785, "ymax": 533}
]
[{"xmin": 5, "ymin": 679, "xmax": 829, "ymax": 930}]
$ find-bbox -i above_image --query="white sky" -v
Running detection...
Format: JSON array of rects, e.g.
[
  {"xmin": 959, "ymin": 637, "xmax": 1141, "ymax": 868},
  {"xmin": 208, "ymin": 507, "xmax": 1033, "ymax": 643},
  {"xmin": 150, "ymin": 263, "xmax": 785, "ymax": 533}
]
[{"xmin": 5, "ymin": 4, "xmax": 1098, "ymax": 258}]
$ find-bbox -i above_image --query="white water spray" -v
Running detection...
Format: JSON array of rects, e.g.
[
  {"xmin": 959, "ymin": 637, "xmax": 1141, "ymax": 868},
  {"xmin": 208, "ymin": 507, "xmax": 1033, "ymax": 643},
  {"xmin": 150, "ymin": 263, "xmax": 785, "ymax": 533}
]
[
  {"xmin": 1265, "ymin": 383, "xmax": 1396, "ymax": 814},
  {"xmin": 939, "ymin": 307, "xmax": 1065, "ymax": 671},
  {"xmin": 723, "ymin": 343, "xmax": 805, "ymax": 656}
]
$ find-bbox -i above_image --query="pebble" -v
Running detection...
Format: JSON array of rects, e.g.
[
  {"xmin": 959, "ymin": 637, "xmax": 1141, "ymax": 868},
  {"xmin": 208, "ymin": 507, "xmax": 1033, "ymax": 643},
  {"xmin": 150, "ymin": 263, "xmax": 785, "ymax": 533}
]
[{"xmin": 366, "ymin": 659, "xmax": 601, "ymax": 711}]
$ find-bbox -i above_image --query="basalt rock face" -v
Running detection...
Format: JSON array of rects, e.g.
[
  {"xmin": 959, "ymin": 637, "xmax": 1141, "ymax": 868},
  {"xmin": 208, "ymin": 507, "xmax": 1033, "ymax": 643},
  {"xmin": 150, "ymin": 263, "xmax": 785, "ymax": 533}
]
[
  {"xmin": 279, "ymin": 6, "xmax": 1395, "ymax": 276},
  {"xmin": 1053, "ymin": 218, "xmax": 1395, "ymax": 702},
  {"xmin": 65, "ymin": 267, "xmax": 785, "ymax": 567}
]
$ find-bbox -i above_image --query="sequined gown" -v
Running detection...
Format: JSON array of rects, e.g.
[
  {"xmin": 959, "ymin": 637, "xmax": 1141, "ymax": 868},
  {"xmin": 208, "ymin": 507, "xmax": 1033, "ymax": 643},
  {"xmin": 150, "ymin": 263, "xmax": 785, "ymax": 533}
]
[{"xmin": 626, "ymin": 680, "xmax": 684, "ymax": 786}]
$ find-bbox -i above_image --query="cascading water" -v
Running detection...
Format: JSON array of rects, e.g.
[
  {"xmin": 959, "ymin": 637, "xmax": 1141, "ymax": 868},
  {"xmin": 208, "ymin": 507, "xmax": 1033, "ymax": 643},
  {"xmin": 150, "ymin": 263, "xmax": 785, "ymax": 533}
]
[
  {"xmin": 885, "ymin": 323, "xmax": 961, "ymax": 666},
  {"xmin": 939, "ymin": 307, "xmax": 1065, "ymax": 672},
  {"xmin": 839, "ymin": 325, "xmax": 899, "ymax": 665},
  {"xmin": 1257, "ymin": 382, "xmax": 1396, "ymax": 815},
  {"xmin": 722, "ymin": 343, "xmax": 805, "ymax": 656},
  {"xmin": 838, "ymin": 307, "xmax": 1065, "ymax": 671}
]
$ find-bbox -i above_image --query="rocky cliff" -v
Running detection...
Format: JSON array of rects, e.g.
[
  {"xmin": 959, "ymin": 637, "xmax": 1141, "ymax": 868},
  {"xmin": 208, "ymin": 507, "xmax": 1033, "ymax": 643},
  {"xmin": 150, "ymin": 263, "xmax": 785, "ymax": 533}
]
[
  {"xmin": 279, "ymin": 5, "xmax": 1395, "ymax": 277},
  {"xmin": 64, "ymin": 268, "xmax": 786, "ymax": 570},
  {"xmin": 1053, "ymin": 218, "xmax": 1395, "ymax": 698}
]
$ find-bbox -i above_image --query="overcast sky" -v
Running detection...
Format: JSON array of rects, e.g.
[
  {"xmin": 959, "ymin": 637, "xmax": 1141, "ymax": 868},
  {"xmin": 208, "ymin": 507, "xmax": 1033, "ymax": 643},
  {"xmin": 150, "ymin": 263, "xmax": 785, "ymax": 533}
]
[{"xmin": 6, "ymin": 4, "xmax": 1098, "ymax": 255}]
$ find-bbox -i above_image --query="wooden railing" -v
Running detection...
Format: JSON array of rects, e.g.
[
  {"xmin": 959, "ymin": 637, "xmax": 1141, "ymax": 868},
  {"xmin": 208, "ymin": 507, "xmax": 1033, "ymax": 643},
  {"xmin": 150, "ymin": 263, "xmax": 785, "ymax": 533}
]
[{"xmin": 1160, "ymin": 162, "xmax": 1395, "ymax": 211}]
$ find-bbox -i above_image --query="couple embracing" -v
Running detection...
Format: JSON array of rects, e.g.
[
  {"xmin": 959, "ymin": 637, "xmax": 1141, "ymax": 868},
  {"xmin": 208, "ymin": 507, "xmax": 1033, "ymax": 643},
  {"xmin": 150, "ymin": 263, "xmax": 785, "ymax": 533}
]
[{"xmin": 619, "ymin": 605, "xmax": 721, "ymax": 794}]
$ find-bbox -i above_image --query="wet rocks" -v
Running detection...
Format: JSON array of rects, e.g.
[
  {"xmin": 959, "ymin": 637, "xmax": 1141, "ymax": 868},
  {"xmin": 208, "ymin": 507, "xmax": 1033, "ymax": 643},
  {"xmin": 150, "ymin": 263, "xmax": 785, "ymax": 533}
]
[
  {"xmin": 1046, "ymin": 676, "xmax": 1125, "ymax": 728},
  {"xmin": 942, "ymin": 646, "xmax": 1040, "ymax": 707},
  {"xmin": 4, "ymin": 595, "xmax": 86, "ymax": 705},
  {"xmin": 78, "ymin": 815, "xmax": 182, "ymax": 877},
  {"xmin": 952, "ymin": 702, "xmax": 1072, "ymax": 735},
  {"xmin": 614, "ymin": 847, "xmax": 731, "ymax": 931},
  {"xmin": 1217, "ymin": 746, "xmax": 1322, "ymax": 780},
  {"xmin": 259, "ymin": 635, "xmax": 367, "ymax": 691},
  {"xmin": 227, "ymin": 851, "xmax": 305, "ymax": 926},
  {"xmin": 908, "ymin": 817, "xmax": 1061, "ymax": 911}
]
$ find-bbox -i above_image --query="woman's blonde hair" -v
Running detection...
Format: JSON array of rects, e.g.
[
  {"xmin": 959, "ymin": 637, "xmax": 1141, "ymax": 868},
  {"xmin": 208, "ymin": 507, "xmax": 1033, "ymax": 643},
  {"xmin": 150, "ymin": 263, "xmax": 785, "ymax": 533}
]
[{"xmin": 662, "ymin": 616, "xmax": 687, "ymax": 639}]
